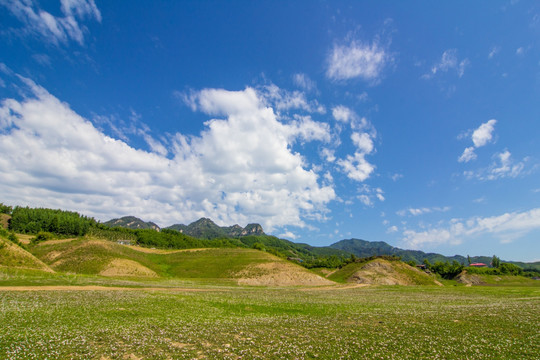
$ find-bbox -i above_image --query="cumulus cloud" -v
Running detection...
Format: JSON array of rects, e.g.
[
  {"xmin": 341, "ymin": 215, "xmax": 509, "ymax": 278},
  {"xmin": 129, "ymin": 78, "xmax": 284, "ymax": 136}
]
[
  {"xmin": 326, "ymin": 38, "xmax": 391, "ymax": 82},
  {"xmin": 1, "ymin": 0, "xmax": 101, "ymax": 45},
  {"xmin": 330, "ymin": 105, "xmax": 377, "ymax": 182},
  {"xmin": 337, "ymin": 152, "xmax": 374, "ymax": 182},
  {"xmin": 0, "ymin": 77, "xmax": 335, "ymax": 231},
  {"xmin": 423, "ymin": 49, "xmax": 469, "ymax": 79},
  {"xmin": 402, "ymin": 208, "xmax": 540, "ymax": 249},
  {"xmin": 458, "ymin": 119, "xmax": 497, "ymax": 163}
]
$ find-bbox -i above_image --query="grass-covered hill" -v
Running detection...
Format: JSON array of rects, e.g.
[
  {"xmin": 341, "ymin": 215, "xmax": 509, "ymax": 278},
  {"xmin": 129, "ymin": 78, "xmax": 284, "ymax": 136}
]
[
  {"xmin": 26, "ymin": 237, "xmax": 332, "ymax": 286},
  {"xmin": 327, "ymin": 257, "xmax": 441, "ymax": 286},
  {"xmin": 0, "ymin": 231, "xmax": 53, "ymax": 272}
]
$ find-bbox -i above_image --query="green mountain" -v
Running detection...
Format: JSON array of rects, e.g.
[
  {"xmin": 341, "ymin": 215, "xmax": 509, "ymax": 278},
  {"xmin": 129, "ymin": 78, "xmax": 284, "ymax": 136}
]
[
  {"xmin": 165, "ymin": 218, "xmax": 265, "ymax": 239},
  {"xmin": 103, "ymin": 216, "xmax": 160, "ymax": 231},
  {"xmin": 330, "ymin": 238, "xmax": 540, "ymax": 270}
]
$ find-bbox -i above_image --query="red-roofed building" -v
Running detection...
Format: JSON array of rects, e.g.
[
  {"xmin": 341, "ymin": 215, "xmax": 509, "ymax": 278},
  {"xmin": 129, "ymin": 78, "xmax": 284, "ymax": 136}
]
[{"xmin": 470, "ymin": 263, "xmax": 487, "ymax": 267}]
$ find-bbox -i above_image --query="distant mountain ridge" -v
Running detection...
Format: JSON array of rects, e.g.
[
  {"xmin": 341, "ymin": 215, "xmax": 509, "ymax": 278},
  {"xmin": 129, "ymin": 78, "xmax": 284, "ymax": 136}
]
[
  {"xmin": 165, "ymin": 218, "xmax": 265, "ymax": 239},
  {"xmin": 330, "ymin": 238, "xmax": 540, "ymax": 270},
  {"xmin": 103, "ymin": 216, "xmax": 160, "ymax": 231},
  {"xmin": 103, "ymin": 216, "xmax": 265, "ymax": 239}
]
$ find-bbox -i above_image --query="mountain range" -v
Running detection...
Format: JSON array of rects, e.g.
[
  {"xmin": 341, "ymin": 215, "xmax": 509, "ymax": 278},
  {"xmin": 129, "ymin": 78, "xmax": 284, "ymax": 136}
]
[
  {"xmin": 103, "ymin": 216, "xmax": 265, "ymax": 239},
  {"xmin": 103, "ymin": 216, "xmax": 540, "ymax": 270}
]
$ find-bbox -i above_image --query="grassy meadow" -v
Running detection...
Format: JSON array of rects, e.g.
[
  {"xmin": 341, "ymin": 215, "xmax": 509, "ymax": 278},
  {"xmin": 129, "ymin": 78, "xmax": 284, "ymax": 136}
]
[
  {"xmin": 0, "ymin": 282, "xmax": 539, "ymax": 359},
  {"xmin": 1, "ymin": 234, "xmax": 539, "ymax": 359}
]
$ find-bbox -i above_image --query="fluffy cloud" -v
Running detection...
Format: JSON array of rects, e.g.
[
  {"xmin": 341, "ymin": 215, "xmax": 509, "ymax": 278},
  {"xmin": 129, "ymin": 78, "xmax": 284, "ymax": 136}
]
[
  {"xmin": 337, "ymin": 152, "xmax": 374, "ymax": 182},
  {"xmin": 423, "ymin": 49, "xmax": 469, "ymax": 79},
  {"xmin": 458, "ymin": 119, "xmax": 497, "ymax": 163},
  {"xmin": 326, "ymin": 38, "xmax": 390, "ymax": 82},
  {"xmin": 1, "ymin": 0, "xmax": 101, "ymax": 45},
  {"xmin": 402, "ymin": 208, "xmax": 540, "ymax": 248},
  {"xmin": 472, "ymin": 119, "xmax": 497, "ymax": 147},
  {"xmin": 0, "ymin": 78, "xmax": 335, "ymax": 231}
]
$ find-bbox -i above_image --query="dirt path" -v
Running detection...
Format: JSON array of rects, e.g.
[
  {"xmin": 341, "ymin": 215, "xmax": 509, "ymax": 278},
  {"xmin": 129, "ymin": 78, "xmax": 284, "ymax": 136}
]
[
  {"xmin": 0, "ymin": 286, "xmax": 222, "ymax": 292},
  {"xmin": 124, "ymin": 246, "xmax": 212, "ymax": 254},
  {"xmin": 298, "ymin": 284, "xmax": 371, "ymax": 291}
]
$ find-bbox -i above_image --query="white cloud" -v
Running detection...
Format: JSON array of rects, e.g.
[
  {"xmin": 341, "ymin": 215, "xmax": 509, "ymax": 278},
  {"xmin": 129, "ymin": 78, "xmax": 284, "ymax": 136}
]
[
  {"xmin": 458, "ymin": 146, "xmax": 477, "ymax": 163},
  {"xmin": 332, "ymin": 105, "xmax": 355, "ymax": 123},
  {"xmin": 320, "ymin": 148, "xmax": 336, "ymax": 163},
  {"xmin": 464, "ymin": 150, "xmax": 527, "ymax": 181},
  {"xmin": 2, "ymin": 0, "xmax": 101, "ymax": 45},
  {"xmin": 355, "ymin": 185, "xmax": 384, "ymax": 206},
  {"xmin": 358, "ymin": 195, "xmax": 372, "ymax": 206},
  {"xmin": 326, "ymin": 38, "xmax": 390, "ymax": 82},
  {"xmin": 351, "ymin": 132, "xmax": 374, "ymax": 154},
  {"xmin": 424, "ymin": 49, "xmax": 469, "ymax": 79},
  {"xmin": 337, "ymin": 152, "xmax": 375, "ymax": 182},
  {"xmin": 402, "ymin": 208, "xmax": 540, "ymax": 249},
  {"xmin": 387, "ymin": 225, "xmax": 398, "ymax": 233},
  {"xmin": 397, "ymin": 206, "xmax": 450, "ymax": 217},
  {"xmin": 259, "ymin": 84, "xmax": 325, "ymax": 114},
  {"xmin": 331, "ymin": 106, "xmax": 377, "ymax": 182},
  {"xmin": 488, "ymin": 46, "xmax": 500, "ymax": 59},
  {"xmin": 292, "ymin": 73, "xmax": 317, "ymax": 92},
  {"xmin": 0, "ymin": 78, "xmax": 336, "ymax": 231},
  {"xmin": 458, "ymin": 119, "xmax": 497, "ymax": 163},
  {"xmin": 279, "ymin": 231, "xmax": 297, "ymax": 240},
  {"xmin": 472, "ymin": 119, "xmax": 497, "ymax": 147}
]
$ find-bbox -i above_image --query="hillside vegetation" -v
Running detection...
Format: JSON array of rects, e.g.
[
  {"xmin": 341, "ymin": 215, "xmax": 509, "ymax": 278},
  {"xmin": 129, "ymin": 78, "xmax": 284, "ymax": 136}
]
[
  {"xmin": 0, "ymin": 232, "xmax": 53, "ymax": 272},
  {"xmin": 28, "ymin": 238, "xmax": 331, "ymax": 286}
]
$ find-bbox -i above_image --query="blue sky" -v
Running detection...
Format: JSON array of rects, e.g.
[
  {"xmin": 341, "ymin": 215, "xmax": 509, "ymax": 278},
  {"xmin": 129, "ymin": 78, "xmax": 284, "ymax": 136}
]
[{"xmin": 1, "ymin": 1, "xmax": 539, "ymax": 261}]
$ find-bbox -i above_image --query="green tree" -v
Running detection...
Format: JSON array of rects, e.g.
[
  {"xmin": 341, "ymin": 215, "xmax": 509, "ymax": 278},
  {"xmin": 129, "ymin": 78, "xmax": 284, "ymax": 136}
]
[{"xmin": 491, "ymin": 255, "xmax": 501, "ymax": 268}]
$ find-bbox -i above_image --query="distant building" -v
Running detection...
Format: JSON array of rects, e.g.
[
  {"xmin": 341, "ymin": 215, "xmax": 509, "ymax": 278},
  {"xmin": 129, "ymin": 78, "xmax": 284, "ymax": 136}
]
[
  {"xmin": 416, "ymin": 264, "xmax": 427, "ymax": 269},
  {"xmin": 470, "ymin": 263, "xmax": 487, "ymax": 267},
  {"xmin": 117, "ymin": 239, "xmax": 133, "ymax": 245}
]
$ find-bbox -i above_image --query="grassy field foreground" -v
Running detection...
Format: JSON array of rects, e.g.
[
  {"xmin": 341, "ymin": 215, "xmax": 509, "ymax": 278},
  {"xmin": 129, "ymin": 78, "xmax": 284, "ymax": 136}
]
[{"xmin": 0, "ymin": 285, "xmax": 538, "ymax": 359}]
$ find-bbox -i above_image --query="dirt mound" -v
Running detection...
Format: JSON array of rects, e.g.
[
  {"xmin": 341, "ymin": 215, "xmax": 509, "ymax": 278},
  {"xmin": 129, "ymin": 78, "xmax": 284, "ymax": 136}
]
[
  {"xmin": 455, "ymin": 271, "xmax": 485, "ymax": 286},
  {"xmin": 99, "ymin": 258, "xmax": 158, "ymax": 278},
  {"xmin": 236, "ymin": 261, "xmax": 334, "ymax": 286},
  {"xmin": 350, "ymin": 259, "xmax": 439, "ymax": 286},
  {"xmin": 0, "ymin": 214, "xmax": 10, "ymax": 229}
]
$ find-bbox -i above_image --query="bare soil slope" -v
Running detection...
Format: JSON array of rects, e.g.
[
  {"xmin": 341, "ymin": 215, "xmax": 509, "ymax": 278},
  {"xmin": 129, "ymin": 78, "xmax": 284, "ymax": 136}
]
[
  {"xmin": 236, "ymin": 261, "xmax": 334, "ymax": 286},
  {"xmin": 99, "ymin": 258, "xmax": 158, "ymax": 278},
  {"xmin": 348, "ymin": 259, "xmax": 441, "ymax": 285}
]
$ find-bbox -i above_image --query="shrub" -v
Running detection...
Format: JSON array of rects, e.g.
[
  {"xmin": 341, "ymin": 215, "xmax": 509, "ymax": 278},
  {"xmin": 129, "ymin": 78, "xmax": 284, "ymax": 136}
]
[
  {"xmin": 252, "ymin": 242, "xmax": 266, "ymax": 251},
  {"xmin": 31, "ymin": 231, "xmax": 54, "ymax": 244}
]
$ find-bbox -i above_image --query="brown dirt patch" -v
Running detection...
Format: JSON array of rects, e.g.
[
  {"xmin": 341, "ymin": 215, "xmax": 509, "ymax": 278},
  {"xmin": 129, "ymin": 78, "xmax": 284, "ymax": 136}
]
[
  {"xmin": 455, "ymin": 271, "xmax": 485, "ymax": 285},
  {"xmin": 237, "ymin": 261, "xmax": 334, "ymax": 286},
  {"xmin": 99, "ymin": 258, "xmax": 158, "ymax": 278},
  {"xmin": 15, "ymin": 234, "xmax": 33, "ymax": 245},
  {"xmin": 0, "ymin": 214, "xmax": 10, "ymax": 229},
  {"xmin": 351, "ymin": 259, "xmax": 434, "ymax": 285}
]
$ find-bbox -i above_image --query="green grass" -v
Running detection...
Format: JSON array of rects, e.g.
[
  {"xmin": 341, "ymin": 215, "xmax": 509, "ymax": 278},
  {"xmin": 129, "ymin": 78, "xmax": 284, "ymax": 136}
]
[
  {"xmin": 28, "ymin": 238, "xmax": 284, "ymax": 280},
  {"xmin": 0, "ymin": 285, "xmax": 538, "ymax": 359}
]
